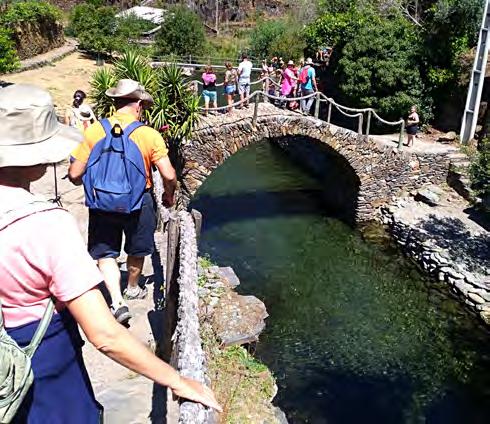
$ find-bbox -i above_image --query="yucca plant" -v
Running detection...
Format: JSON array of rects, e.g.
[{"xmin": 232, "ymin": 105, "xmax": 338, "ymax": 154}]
[
  {"xmin": 90, "ymin": 67, "xmax": 117, "ymax": 117},
  {"xmin": 89, "ymin": 49, "xmax": 201, "ymax": 159}
]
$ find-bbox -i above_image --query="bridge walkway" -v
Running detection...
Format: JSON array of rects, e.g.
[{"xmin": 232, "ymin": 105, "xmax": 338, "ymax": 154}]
[{"xmin": 196, "ymin": 102, "xmax": 458, "ymax": 156}]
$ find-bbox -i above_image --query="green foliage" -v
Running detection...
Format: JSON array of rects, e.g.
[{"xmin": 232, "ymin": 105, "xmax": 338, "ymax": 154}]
[
  {"xmin": 0, "ymin": 0, "xmax": 62, "ymax": 26},
  {"xmin": 0, "ymin": 27, "xmax": 19, "ymax": 73},
  {"xmin": 89, "ymin": 50, "xmax": 200, "ymax": 152},
  {"xmin": 198, "ymin": 255, "xmax": 215, "ymax": 269},
  {"xmin": 250, "ymin": 18, "xmax": 306, "ymax": 61},
  {"xmin": 69, "ymin": 5, "xmax": 154, "ymax": 55},
  {"xmin": 337, "ymin": 11, "xmax": 426, "ymax": 119},
  {"xmin": 470, "ymin": 141, "xmax": 490, "ymax": 196},
  {"xmin": 155, "ymin": 6, "xmax": 205, "ymax": 57}
]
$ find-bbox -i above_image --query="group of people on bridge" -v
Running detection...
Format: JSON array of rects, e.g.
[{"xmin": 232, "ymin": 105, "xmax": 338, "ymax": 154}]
[{"xmin": 200, "ymin": 53, "xmax": 319, "ymax": 116}]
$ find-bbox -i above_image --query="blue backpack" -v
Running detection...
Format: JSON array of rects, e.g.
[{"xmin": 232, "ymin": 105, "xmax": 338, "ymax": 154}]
[{"xmin": 83, "ymin": 119, "xmax": 147, "ymax": 214}]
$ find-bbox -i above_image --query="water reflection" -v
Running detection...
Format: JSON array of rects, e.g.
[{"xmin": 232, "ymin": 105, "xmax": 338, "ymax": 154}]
[{"xmin": 191, "ymin": 142, "xmax": 490, "ymax": 423}]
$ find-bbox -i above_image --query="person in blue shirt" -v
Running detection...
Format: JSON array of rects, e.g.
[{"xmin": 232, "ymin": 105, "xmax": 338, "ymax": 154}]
[{"xmin": 299, "ymin": 58, "xmax": 318, "ymax": 115}]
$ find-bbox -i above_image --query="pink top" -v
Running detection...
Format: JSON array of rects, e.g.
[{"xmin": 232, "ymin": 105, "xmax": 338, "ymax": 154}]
[
  {"xmin": 202, "ymin": 72, "xmax": 217, "ymax": 85},
  {"xmin": 0, "ymin": 186, "xmax": 103, "ymax": 328},
  {"xmin": 281, "ymin": 68, "xmax": 296, "ymax": 96}
]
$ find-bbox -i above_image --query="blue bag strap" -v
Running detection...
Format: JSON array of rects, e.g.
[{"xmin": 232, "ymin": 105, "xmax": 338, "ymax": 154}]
[
  {"xmin": 100, "ymin": 118, "xmax": 113, "ymax": 138},
  {"xmin": 123, "ymin": 121, "xmax": 144, "ymax": 139}
]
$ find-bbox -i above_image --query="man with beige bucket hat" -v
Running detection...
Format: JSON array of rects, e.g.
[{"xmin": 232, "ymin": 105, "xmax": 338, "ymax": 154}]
[
  {"xmin": 69, "ymin": 79, "xmax": 177, "ymax": 327},
  {"xmin": 0, "ymin": 84, "xmax": 221, "ymax": 421}
]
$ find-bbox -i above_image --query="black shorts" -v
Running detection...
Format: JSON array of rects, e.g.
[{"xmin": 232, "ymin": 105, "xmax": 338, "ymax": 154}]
[
  {"xmin": 88, "ymin": 192, "xmax": 156, "ymax": 259},
  {"xmin": 407, "ymin": 125, "xmax": 418, "ymax": 135}
]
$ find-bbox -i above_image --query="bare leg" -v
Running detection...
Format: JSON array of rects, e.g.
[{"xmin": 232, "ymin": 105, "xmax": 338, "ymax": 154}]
[
  {"xmin": 98, "ymin": 257, "xmax": 123, "ymax": 307},
  {"xmin": 127, "ymin": 255, "xmax": 145, "ymax": 289},
  {"xmin": 407, "ymin": 134, "xmax": 414, "ymax": 146},
  {"xmin": 204, "ymin": 98, "xmax": 209, "ymax": 116}
]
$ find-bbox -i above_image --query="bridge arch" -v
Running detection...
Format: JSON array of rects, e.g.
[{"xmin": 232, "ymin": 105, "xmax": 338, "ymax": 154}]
[{"xmin": 176, "ymin": 104, "xmax": 453, "ymax": 222}]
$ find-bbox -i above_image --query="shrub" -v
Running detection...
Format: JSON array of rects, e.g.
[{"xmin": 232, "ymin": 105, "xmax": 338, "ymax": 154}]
[
  {"xmin": 154, "ymin": 5, "xmax": 206, "ymax": 57},
  {"xmin": 250, "ymin": 18, "xmax": 306, "ymax": 61},
  {"xmin": 470, "ymin": 142, "xmax": 490, "ymax": 197},
  {"xmin": 0, "ymin": 27, "xmax": 19, "ymax": 73},
  {"xmin": 0, "ymin": 0, "xmax": 62, "ymax": 26}
]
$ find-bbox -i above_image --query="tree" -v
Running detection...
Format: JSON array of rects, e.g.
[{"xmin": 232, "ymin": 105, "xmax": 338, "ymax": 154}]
[{"xmin": 154, "ymin": 6, "xmax": 205, "ymax": 57}]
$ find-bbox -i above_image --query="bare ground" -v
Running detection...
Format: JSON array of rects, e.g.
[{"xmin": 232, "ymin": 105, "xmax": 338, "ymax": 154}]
[{"xmin": 4, "ymin": 52, "xmax": 102, "ymax": 117}]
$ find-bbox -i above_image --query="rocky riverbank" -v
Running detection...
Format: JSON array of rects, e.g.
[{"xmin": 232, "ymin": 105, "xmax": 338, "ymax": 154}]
[
  {"xmin": 378, "ymin": 186, "xmax": 490, "ymax": 325},
  {"xmin": 197, "ymin": 258, "xmax": 288, "ymax": 423}
]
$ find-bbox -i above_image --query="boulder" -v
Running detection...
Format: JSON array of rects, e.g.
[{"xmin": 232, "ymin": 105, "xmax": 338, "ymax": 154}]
[
  {"xmin": 218, "ymin": 266, "xmax": 241, "ymax": 288},
  {"xmin": 415, "ymin": 188, "xmax": 441, "ymax": 206},
  {"xmin": 212, "ymin": 292, "xmax": 268, "ymax": 346},
  {"xmin": 438, "ymin": 131, "xmax": 457, "ymax": 143}
]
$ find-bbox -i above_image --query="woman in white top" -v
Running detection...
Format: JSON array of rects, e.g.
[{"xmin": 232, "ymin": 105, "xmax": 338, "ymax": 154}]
[{"xmin": 64, "ymin": 90, "xmax": 96, "ymax": 132}]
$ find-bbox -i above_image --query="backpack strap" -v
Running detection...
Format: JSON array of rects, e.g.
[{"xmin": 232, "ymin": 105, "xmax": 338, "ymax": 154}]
[
  {"xmin": 23, "ymin": 300, "xmax": 55, "ymax": 358},
  {"xmin": 100, "ymin": 118, "xmax": 113, "ymax": 138},
  {"xmin": 123, "ymin": 121, "xmax": 144, "ymax": 139}
]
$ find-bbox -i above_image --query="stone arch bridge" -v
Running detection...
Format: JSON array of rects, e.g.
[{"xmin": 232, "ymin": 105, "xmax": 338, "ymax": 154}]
[{"xmin": 177, "ymin": 103, "xmax": 459, "ymax": 222}]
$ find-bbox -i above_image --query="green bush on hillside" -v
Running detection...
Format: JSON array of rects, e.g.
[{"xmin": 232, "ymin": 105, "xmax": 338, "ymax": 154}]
[
  {"xmin": 0, "ymin": 27, "xmax": 19, "ymax": 73},
  {"xmin": 0, "ymin": 0, "xmax": 61, "ymax": 25},
  {"xmin": 69, "ymin": 4, "xmax": 153, "ymax": 55},
  {"xmin": 250, "ymin": 18, "xmax": 306, "ymax": 61},
  {"xmin": 154, "ymin": 6, "xmax": 205, "ymax": 57}
]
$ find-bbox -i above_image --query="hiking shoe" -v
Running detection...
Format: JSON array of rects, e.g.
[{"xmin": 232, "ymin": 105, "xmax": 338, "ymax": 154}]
[
  {"xmin": 123, "ymin": 285, "xmax": 148, "ymax": 300},
  {"xmin": 112, "ymin": 304, "xmax": 132, "ymax": 327}
]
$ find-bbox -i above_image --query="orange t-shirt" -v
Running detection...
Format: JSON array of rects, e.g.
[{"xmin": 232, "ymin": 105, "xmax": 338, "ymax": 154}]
[{"xmin": 71, "ymin": 112, "xmax": 168, "ymax": 188}]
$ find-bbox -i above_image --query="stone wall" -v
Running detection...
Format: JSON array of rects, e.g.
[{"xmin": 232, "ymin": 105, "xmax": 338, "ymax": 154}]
[
  {"xmin": 379, "ymin": 202, "xmax": 490, "ymax": 325},
  {"xmin": 179, "ymin": 109, "xmax": 455, "ymax": 223},
  {"xmin": 11, "ymin": 19, "xmax": 64, "ymax": 60}
]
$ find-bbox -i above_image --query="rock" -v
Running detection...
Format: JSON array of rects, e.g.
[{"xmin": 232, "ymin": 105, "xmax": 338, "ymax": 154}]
[
  {"xmin": 212, "ymin": 292, "xmax": 268, "ymax": 347},
  {"xmin": 480, "ymin": 308, "xmax": 490, "ymax": 325},
  {"xmin": 218, "ymin": 266, "xmax": 241, "ymax": 288},
  {"xmin": 438, "ymin": 131, "xmax": 457, "ymax": 143},
  {"xmin": 274, "ymin": 407, "xmax": 289, "ymax": 424},
  {"xmin": 468, "ymin": 292, "xmax": 486, "ymax": 304},
  {"xmin": 415, "ymin": 188, "xmax": 441, "ymax": 206}
]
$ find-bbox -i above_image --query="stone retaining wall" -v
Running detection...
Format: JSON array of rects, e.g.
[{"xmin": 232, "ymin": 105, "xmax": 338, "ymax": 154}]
[
  {"xmin": 180, "ymin": 109, "xmax": 455, "ymax": 222},
  {"xmin": 379, "ymin": 204, "xmax": 490, "ymax": 325}
]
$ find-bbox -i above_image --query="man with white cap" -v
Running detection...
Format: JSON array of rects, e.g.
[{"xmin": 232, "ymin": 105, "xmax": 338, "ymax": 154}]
[
  {"xmin": 69, "ymin": 79, "xmax": 177, "ymax": 326},
  {"xmin": 0, "ymin": 84, "xmax": 221, "ymax": 421}
]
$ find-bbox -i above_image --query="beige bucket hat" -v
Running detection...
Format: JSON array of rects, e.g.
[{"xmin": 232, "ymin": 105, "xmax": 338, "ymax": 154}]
[
  {"xmin": 105, "ymin": 79, "xmax": 154, "ymax": 106},
  {"xmin": 0, "ymin": 84, "xmax": 83, "ymax": 168}
]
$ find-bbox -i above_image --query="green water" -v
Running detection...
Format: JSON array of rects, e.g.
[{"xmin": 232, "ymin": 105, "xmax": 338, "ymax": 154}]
[{"xmin": 190, "ymin": 143, "xmax": 490, "ymax": 423}]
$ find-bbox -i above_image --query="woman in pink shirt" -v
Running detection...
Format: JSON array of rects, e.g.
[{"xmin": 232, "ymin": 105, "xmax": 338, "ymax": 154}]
[
  {"xmin": 0, "ymin": 84, "xmax": 221, "ymax": 422},
  {"xmin": 280, "ymin": 60, "xmax": 298, "ymax": 109},
  {"xmin": 201, "ymin": 66, "xmax": 218, "ymax": 115}
]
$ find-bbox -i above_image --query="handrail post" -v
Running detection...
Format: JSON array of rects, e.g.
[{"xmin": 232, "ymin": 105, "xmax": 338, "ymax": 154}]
[
  {"xmin": 357, "ymin": 114, "xmax": 363, "ymax": 136},
  {"xmin": 314, "ymin": 92, "xmax": 321, "ymax": 118},
  {"xmin": 398, "ymin": 120, "xmax": 405, "ymax": 148},
  {"xmin": 327, "ymin": 101, "xmax": 332, "ymax": 125},
  {"xmin": 252, "ymin": 93, "xmax": 260, "ymax": 129},
  {"xmin": 366, "ymin": 110, "xmax": 372, "ymax": 137}
]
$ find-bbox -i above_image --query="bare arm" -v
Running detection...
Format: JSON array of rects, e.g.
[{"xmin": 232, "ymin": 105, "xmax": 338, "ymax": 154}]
[
  {"xmin": 67, "ymin": 288, "xmax": 221, "ymax": 411},
  {"xmin": 155, "ymin": 156, "xmax": 177, "ymax": 207},
  {"xmin": 313, "ymin": 76, "xmax": 318, "ymax": 91},
  {"xmin": 68, "ymin": 159, "xmax": 86, "ymax": 186}
]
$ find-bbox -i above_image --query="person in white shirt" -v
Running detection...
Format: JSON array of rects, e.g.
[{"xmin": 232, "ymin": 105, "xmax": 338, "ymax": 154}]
[{"xmin": 237, "ymin": 53, "xmax": 253, "ymax": 108}]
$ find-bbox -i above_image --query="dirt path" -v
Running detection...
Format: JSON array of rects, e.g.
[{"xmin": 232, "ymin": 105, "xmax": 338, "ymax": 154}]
[{"xmin": 4, "ymin": 52, "xmax": 102, "ymax": 116}]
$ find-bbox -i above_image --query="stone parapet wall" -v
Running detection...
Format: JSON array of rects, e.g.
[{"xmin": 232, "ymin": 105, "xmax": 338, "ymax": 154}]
[
  {"xmin": 179, "ymin": 106, "xmax": 456, "ymax": 223},
  {"xmin": 174, "ymin": 211, "xmax": 212, "ymax": 423},
  {"xmin": 379, "ymin": 203, "xmax": 490, "ymax": 325}
]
